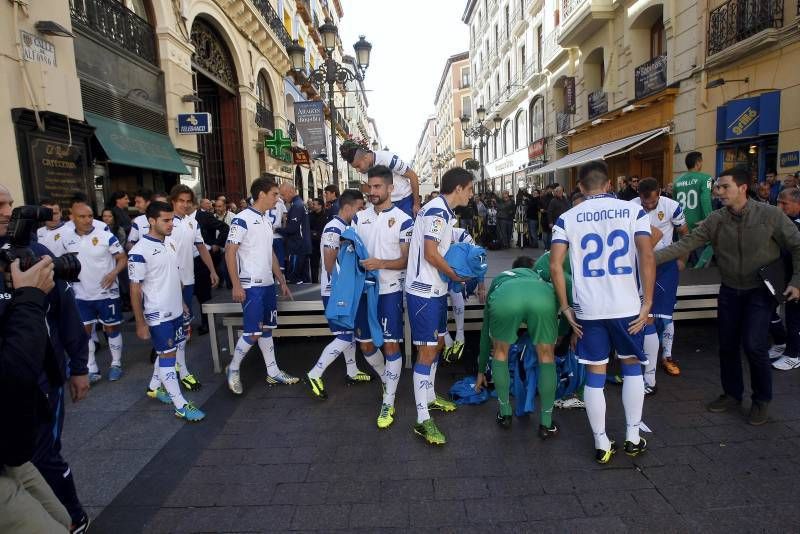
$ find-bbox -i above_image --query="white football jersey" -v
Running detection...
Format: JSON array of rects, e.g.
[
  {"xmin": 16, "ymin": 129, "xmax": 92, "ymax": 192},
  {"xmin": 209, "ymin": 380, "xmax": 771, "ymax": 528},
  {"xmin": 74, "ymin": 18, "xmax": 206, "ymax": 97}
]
[
  {"xmin": 319, "ymin": 216, "xmax": 348, "ymax": 297},
  {"xmin": 630, "ymin": 196, "xmax": 686, "ymax": 251},
  {"xmin": 59, "ymin": 225, "xmax": 124, "ymax": 301},
  {"xmin": 552, "ymin": 194, "xmax": 651, "ymax": 320},
  {"xmin": 269, "ymin": 198, "xmax": 287, "ymax": 240},
  {"xmin": 227, "ymin": 207, "xmax": 274, "ymax": 288},
  {"xmin": 128, "ymin": 235, "xmax": 184, "ymax": 326},
  {"xmin": 167, "ymin": 214, "xmax": 203, "ymax": 286},
  {"xmin": 452, "ymin": 227, "xmax": 475, "ymax": 245},
  {"xmin": 36, "ymin": 223, "xmax": 67, "ymax": 257},
  {"xmin": 128, "ymin": 213, "xmax": 149, "ymax": 244},
  {"xmin": 405, "ymin": 196, "xmax": 456, "ymax": 298},
  {"xmin": 354, "ymin": 205, "xmax": 413, "ymax": 295},
  {"xmin": 373, "ymin": 150, "xmax": 412, "ymax": 202}
]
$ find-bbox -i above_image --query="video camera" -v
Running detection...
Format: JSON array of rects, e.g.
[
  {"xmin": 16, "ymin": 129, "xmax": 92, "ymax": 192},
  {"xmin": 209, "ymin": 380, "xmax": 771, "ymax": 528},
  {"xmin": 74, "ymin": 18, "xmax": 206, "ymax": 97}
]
[{"xmin": 0, "ymin": 206, "xmax": 81, "ymax": 282}]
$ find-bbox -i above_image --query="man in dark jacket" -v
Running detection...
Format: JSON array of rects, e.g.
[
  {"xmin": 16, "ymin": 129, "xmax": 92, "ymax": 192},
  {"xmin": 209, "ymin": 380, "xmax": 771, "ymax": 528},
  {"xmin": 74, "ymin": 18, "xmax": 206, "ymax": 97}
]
[
  {"xmin": 323, "ymin": 184, "xmax": 340, "ymax": 222},
  {"xmin": 496, "ymin": 191, "xmax": 515, "ymax": 248},
  {"xmin": 279, "ymin": 183, "xmax": 312, "ymax": 284},
  {"xmin": 309, "ymin": 198, "xmax": 326, "ymax": 284},
  {"xmin": 545, "ymin": 185, "xmax": 569, "ymax": 250},
  {"xmin": 618, "ymin": 175, "xmax": 639, "ymax": 201},
  {"xmin": 193, "ymin": 201, "xmax": 229, "ymax": 334}
]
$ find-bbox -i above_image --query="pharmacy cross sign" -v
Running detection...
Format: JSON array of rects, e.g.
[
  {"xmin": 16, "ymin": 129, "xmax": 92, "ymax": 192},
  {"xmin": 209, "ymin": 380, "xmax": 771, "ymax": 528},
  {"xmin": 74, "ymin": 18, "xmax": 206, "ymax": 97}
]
[{"xmin": 265, "ymin": 129, "xmax": 292, "ymax": 158}]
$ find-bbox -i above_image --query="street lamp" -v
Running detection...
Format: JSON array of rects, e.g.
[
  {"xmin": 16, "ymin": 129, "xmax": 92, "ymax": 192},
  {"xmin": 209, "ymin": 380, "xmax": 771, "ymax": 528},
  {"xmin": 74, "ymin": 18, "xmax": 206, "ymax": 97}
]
[
  {"xmin": 287, "ymin": 23, "xmax": 372, "ymax": 185},
  {"xmin": 460, "ymin": 109, "xmax": 501, "ymax": 193}
]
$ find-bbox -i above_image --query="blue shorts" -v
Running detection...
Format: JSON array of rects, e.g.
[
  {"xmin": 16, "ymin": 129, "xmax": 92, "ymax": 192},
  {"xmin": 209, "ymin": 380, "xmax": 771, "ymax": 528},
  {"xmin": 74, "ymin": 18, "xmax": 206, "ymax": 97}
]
[
  {"xmin": 243, "ymin": 285, "xmax": 278, "ymax": 336},
  {"xmin": 652, "ymin": 260, "xmax": 679, "ymax": 319},
  {"xmin": 76, "ymin": 298, "xmax": 122, "ymax": 326},
  {"xmin": 273, "ymin": 239, "xmax": 286, "ymax": 272},
  {"xmin": 322, "ymin": 296, "xmax": 351, "ymax": 335},
  {"xmin": 394, "ymin": 195, "xmax": 414, "ymax": 219},
  {"xmin": 181, "ymin": 284, "xmax": 194, "ymax": 324},
  {"xmin": 408, "ymin": 293, "xmax": 448, "ymax": 346},
  {"xmin": 149, "ymin": 317, "xmax": 186, "ymax": 354},
  {"xmin": 355, "ymin": 291, "xmax": 404, "ymax": 343},
  {"xmin": 576, "ymin": 317, "xmax": 646, "ymax": 365}
]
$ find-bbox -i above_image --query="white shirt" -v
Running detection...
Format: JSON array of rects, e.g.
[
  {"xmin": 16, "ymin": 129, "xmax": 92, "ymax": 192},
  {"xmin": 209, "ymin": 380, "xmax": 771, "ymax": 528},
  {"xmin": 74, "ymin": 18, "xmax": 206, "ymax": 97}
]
[
  {"xmin": 320, "ymin": 216, "xmax": 348, "ymax": 297},
  {"xmin": 405, "ymin": 196, "xmax": 456, "ymax": 298},
  {"xmin": 128, "ymin": 214, "xmax": 149, "ymax": 244},
  {"xmin": 227, "ymin": 206, "xmax": 274, "ymax": 288},
  {"xmin": 452, "ymin": 227, "xmax": 475, "ymax": 245},
  {"xmin": 354, "ymin": 205, "xmax": 413, "ymax": 295},
  {"xmin": 167, "ymin": 214, "xmax": 203, "ymax": 285},
  {"xmin": 59, "ymin": 225, "xmax": 124, "ymax": 301},
  {"xmin": 36, "ymin": 223, "xmax": 68, "ymax": 257},
  {"xmin": 552, "ymin": 194, "xmax": 651, "ymax": 320},
  {"xmin": 630, "ymin": 196, "xmax": 686, "ymax": 251},
  {"xmin": 269, "ymin": 198, "xmax": 287, "ymax": 240},
  {"xmin": 128, "ymin": 235, "xmax": 184, "ymax": 326},
  {"xmin": 373, "ymin": 150, "xmax": 412, "ymax": 202}
]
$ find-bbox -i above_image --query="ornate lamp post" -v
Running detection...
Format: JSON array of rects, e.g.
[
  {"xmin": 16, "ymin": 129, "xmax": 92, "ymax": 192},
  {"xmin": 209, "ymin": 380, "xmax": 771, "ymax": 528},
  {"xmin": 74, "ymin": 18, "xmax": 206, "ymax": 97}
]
[
  {"xmin": 287, "ymin": 24, "xmax": 372, "ymax": 185},
  {"xmin": 460, "ymin": 105, "xmax": 501, "ymax": 193}
]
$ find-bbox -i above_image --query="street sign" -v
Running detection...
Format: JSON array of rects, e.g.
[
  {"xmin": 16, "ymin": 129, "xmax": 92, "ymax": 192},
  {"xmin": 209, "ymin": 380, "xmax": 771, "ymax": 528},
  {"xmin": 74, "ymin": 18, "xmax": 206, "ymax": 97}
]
[
  {"xmin": 177, "ymin": 113, "xmax": 212, "ymax": 134},
  {"xmin": 781, "ymin": 151, "xmax": 799, "ymax": 168},
  {"xmin": 292, "ymin": 147, "xmax": 311, "ymax": 165},
  {"xmin": 21, "ymin": 31, "xmax": 56, "ymax": 67},
  {"xmin": 265, "ymin": 129, "xmax": 292, "ymax": 160}
]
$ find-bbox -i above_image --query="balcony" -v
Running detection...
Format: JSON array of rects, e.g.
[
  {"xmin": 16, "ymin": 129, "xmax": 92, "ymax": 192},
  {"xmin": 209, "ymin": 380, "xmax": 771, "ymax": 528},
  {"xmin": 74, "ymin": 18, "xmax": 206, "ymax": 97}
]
[
  {"xmin": 251, "ymin": 0, "xmax": 293, "ymax": 48},
  {"xmin": 556, "ymin": 111, "xmax": 571, "ymax": 134},
  {"xmin": 256, "ymin": 103, "xmax": 275, "ymax": 131},
  {"xmin": 511, "ymin": 3, "xmax": 528, "ymax": 36},
  {"xmin": 70, "ymin": 0, "xmax": 156, "ymax": 65},
  {"xmin": 286, "ymin": 120, "xmax": 297, "ymax": 142},
  {"xmin": 707, "ymin": 0, "xmax": 783, "ymax": 57},
  {"xmin": 558, "ymin": 0, "xmax": 614, "ymax": 48},
  {"xmin": 542, "ymin": 26, "xmax": 567, "ymax": 70},
  {"xmin": 489, "ymin": 46, "xmax": 499, "ymax": 67}
]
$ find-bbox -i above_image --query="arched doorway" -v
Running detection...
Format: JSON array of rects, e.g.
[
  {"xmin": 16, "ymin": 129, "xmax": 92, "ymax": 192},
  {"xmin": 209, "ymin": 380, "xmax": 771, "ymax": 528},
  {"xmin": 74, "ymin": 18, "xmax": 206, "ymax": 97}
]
[
  {"xmin": 307, "ymin": 169, "xmax": 314, "ymax": 199},
  {"xmin": 294, "ymin": 165, "xmax": 304, "ymax": 197},
  {"xmin": 191, "ymin": 18, "xmax": 245, "ymax": 199}
]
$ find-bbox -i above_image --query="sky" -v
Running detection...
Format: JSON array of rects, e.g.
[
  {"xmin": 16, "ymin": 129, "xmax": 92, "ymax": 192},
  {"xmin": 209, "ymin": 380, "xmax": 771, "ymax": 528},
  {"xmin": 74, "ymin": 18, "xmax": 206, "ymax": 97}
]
[{"xmin": 338, "ymin": 0, "xmax": 469, "ymax": 161}]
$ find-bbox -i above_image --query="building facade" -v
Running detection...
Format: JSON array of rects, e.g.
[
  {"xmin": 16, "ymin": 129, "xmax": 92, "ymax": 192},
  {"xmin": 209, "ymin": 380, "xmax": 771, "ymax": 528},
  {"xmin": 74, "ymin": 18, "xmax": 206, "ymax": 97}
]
[
  {"xmin": 412, "ymin": 116, "xmax": 437, "ymax": 197},
  {"xmin": 432, "ymin": 52, "xmax": 472, "ymax": 185}
]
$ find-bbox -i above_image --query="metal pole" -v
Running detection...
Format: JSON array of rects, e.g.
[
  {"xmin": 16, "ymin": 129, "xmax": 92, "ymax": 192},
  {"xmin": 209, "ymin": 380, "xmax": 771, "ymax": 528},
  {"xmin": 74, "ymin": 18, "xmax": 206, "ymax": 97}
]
[
  {"xmin": 479, "ymin": 135, "xmax": 485, "ymax": 193},
  {"xmin": 329, "ymin": 78, "xmax": 338, "ymax": 186}
]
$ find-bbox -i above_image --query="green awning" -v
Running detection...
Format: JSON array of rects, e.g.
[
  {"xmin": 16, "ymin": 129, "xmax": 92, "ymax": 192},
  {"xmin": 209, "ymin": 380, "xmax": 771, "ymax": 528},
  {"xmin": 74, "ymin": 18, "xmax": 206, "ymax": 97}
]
[{"xmin": 85, "ymin": 111, "xmax": 189, "ymax": 175}]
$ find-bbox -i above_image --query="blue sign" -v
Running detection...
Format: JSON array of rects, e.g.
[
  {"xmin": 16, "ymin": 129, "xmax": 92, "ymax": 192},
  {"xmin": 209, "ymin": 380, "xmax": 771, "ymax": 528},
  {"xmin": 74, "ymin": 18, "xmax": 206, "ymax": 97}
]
[
  {"xmin": 781, "ymin": 151, "xmax": 799, "ymax": 168},
  {"xmin": 177, "ymin": 112, "xmax": 212, "ymax": 134},
  {"xmin": 716, "ymin": 91, "xmax": 780, "ymax": 142}
]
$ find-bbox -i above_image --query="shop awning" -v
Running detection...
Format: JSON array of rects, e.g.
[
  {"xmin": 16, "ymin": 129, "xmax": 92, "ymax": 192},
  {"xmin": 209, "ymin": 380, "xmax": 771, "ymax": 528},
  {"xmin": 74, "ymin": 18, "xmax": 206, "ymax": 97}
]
[
  {"xmin": 85, "ymin": 111, "xmax": 189, "ymax": 175},
  {"xmin": 532, "ymin": 127, "xmax": 669, "ymax": 175}
]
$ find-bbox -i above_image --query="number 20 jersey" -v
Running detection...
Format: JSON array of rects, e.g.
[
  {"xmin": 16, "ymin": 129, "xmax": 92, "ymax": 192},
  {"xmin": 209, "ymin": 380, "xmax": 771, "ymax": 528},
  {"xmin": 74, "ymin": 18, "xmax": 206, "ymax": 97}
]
[{"xmin": 552, "ymin": 194, "xmax": 651, "ymax": 320}]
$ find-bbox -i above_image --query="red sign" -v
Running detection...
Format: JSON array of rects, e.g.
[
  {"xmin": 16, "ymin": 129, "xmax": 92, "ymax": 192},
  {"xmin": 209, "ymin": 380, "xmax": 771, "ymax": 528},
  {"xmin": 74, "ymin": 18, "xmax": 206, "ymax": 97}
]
[
  {"xmin": 528, "ymin": 138, "xmax": 545, "ymax": 160},
  {"xmin": 292, "ymin": 147, "xmax": 311, "ymax": 165}
]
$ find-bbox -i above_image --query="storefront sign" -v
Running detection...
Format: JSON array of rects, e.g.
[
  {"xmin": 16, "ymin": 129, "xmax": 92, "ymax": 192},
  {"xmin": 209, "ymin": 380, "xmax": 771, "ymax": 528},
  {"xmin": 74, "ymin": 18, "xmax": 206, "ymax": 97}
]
[
  {"xmin": 564, "ymin": 77, "xmax": 576, "ymax": 114},
  {"xmin": 292, "ymin": 147, "xmax": 311, "ymax": 165},
  {"xmin": 781, "ymin": 151, "xmax": 799, "ymax": 168},
  {"xmin": 294, "ymin": 101, "xmax": 327, "ymax": 158},
  {"xmin": 528, "ymin": 138, "xmax": 545, "ymax": 160},
  {"xmin": 265, "ymin": 129, "xmax": 292, "ymax": 161},
  {"xmin": 29, "ymin": 137, "xmax": 90, "ymax": 208},
  {"xmin": 588, "ymin": 89, "xmax": 608, "ymax": 119},
  {"xmin": 635, "ymin": 54, "xmax": 667, "ymax": 100},
  {"xmin": 716, "ymin": 91, "xmax": 780, "ymax": 142},
  {"xmin": 21, "ymin": 31, "xmax": 56, "ymax": 67},
  {"xmin": 177, "ymin": 113, "xmax": 212, "ymax": 134}
]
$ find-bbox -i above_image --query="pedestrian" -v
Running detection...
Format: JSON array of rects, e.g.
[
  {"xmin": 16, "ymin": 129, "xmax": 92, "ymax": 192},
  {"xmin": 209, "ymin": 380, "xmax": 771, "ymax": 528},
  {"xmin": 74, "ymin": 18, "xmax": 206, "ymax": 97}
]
[
  {"xmin": 654, "ymin": 166, "xmax": 800, "ymax": 425},
  {"xmin": 673, "ymin": 151, "xmax": 714, "ymax": 267},
  {"xmin": 772, "ymin": 187, "xmax": 800, "ymax": 371},
  {"xmin": 278, "ymin": 183, "xmax": 312, "ymax": 284},
  {"xmin": 107, "ymin": 191, "xmax": 132, "ymax": 237},
  {"xmin": 526, "ymin": 190, "xmax": 541, "ymax": 248},
  {"xmin": 497, "ymin": 191, "xmax": 515, "ymax": 248},
  {"xmin": 323, "ymin": 184, "xmax": 340, "ymax": 221},
  {"xmin": 546, "ymin": 185, "xmax": 569, "ymax": 250},
  {"xmin": 309, "ymin": 197, "xmax": 326, "ymax": 284},
  {"xmin": 540, "ymin": 184, "xmax": 554, "ymax": 249},
  {"xmin": 766, "ymin": 170, "xmax": 781, "ymax": 205},
  {"xmin": 36, "ymin": 198, "xmax": 66, "ymax": 256},
  {"xmin": 194, "ymin": 199, "xmax": 229, "ymax": 335},
  {"xmin": 237, "ymin": 198, "xmax": 248, "ymax": 212},
  {"xmin": 101, "ymin": 208, "xmax": 127, "ymax": 250}
]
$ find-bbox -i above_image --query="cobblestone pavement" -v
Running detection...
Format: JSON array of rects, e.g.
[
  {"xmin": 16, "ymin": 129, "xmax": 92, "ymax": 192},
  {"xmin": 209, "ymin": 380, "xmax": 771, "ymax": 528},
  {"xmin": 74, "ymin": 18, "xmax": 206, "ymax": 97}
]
[{"xmin": 60, "ymin": 249, "xmax": 800, "ymax": 533}]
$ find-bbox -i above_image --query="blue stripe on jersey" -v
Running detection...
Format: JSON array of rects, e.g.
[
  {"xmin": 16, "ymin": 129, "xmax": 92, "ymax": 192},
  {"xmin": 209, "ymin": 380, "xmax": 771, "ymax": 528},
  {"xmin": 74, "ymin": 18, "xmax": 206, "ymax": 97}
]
[
  {"xmin": 109, "ymin": 235, "xmax": 119, "ymax": 246},
  {"xmin": 352, "ymin": 213, "xmax": 359, "ymax": 224},
  {"xmin": 425, "ymin": 208, "xmax": 451, "ymax": 221},
  {"xmin": 636, "ymin": 209, "xmax": 647, "ymax": 220},
  {"xmin": 129, "ymin": 254, "xmax": 146, "ymax": 263},
  {"xmin": 323, "ymin": 227, "xmax": 342, "ymax": 235},
  {"xmin": 400, "ymin": 219, "xmax": 413, "ymax": 231},
  {"xmin": 555, "ymin": 216, "xmax": 565, "ymax": 231},
  {"xmin": 410, "ymin": 281, "xmax": 432, "ymax": 290},
  {"xmin": 231, "ymin": 218, "xmax": 247, "ymax": 229},
  {"xmin": 389, "ymin": 155, "xmax": 398, "ymax": 170},
  {"xmin": 132, "ymin": 222, "xmax": 139, "ymax": 230},
  {"xmin": 673, "ymin": 205, "xmax": 682, "ymax": 218},
  {"xmin": 424, "ymin": 235, "xmax": 440, "ymax": 242},
  {"xmin": 635, "ymin": 231, "xmax": 651, "ymax": 236},
  {"xmin": 551, "ymin": 238, "xmax": 569, "ymax": 245}
]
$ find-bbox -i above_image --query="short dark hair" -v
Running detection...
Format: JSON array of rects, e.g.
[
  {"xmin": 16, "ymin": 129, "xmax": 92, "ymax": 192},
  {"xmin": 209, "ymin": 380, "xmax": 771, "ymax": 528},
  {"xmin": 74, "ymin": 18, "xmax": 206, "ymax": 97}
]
[
  {"xmin": 39, "ymin": 197, "xmax": 57, "ymax": 206},
  {"xmin": 339, "ymin": 189, "xmax": 364, "ymax": 207},
  {"xmin": 440, "ymin": 167, "xmax": 473, "ymax": 194},
  {"xmin": 146, "ymin": 200, "xmax": 173, "ymax": 221},
  {"xmin": 570, "ymin": 191, "xmax": 585, "ymax": 204},
  {"xmin": 312, "ymin": 197, "xmax": 324, "ymax": 206},
  {"xmin": 720, "ymin": 166, "xmax": 750, "ymax": 187},
  {"xmin": 511, "ymin": 256, "xmax": 535, "ymax": 269},
  {"xmin": 135, "ymin": 189, "xmax": 154, "ymax": 201},
  {"xmin": 638, "ymin": 177, "xmax": 659, "ymax": 196},
  {"xmin": 169, "ymin": 184, "xmax": 195, "ymax": 203},
  {"xmin": 340, "ymin": 143, "xmax": 358, "ymax": 163},
  {"xmin": 367, "ymin": 165, "xmax": 393, "ymax": 183},
  {"xmin": 685, "ymin": 151, "xmax": 702, "ymax": 170},
  {"xmin": 250, "ymin": 176, "xmax": 279, "ymax": 200},
  {"xmin": 324, "ymin": 184, "xmax": 340, "ymax": 196},
  {"xmin": 108, "ymin": 191, "xmax": 127, "ymax": 205},
  {"xmin": 578, "ymin": 161, "xmax": 609, "ymax": 189}
]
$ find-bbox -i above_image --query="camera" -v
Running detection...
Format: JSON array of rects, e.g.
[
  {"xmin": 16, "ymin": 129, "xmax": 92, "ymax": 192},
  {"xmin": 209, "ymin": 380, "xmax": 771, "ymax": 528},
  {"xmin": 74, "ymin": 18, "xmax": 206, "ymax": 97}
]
[{"xmin": 0, "ymin": 206, "xmax": 81, "ymax": 282}]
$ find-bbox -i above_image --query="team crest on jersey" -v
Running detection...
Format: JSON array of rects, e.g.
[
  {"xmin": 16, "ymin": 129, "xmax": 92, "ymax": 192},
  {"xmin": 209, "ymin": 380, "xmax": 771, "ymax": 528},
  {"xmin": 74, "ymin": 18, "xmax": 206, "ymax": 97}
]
[
  {"xmin": 431, "ymin": 218, "xmax": 443, "ymax": 234},
  {"xmin": 54, "ymin": 233, "xmax": 61, "ymax": 241},
  {"xmin": 388, "ymin": 217, "xmax": 396, "ymax": 228},
  {"xmin": 91, "ymin": 237, "xmax": 99, "ymax": 246},
  {"xmin": 657, "ymin": 211, "xmax": 665, "ymax": 221},
  {"xmin": 167, "ymin": 337, "xmax": 174, "ymax": 348}
]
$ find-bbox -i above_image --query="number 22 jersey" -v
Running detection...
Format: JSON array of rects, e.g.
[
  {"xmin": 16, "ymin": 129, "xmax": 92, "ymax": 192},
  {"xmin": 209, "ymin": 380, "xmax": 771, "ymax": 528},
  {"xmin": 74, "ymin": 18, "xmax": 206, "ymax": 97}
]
[{"xmin": 552, "ymin": 194, "xmax": 651, "ymax": 320}]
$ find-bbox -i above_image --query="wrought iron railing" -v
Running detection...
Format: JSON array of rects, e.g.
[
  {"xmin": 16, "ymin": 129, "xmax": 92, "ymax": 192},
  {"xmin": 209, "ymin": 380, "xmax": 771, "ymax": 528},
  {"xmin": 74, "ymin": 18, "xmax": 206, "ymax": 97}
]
[
  {"xmin": 541, "ymin": 27, "xmax": 561, "ymax": 66},
  {"xmin": 556, "ymin": 111, "xmax": 571, "ymax": 134},
  {"xmin": 707, "ymin": 0, "xmax": 783, "ymax": 56},
  {"xmin": 562, "ymin": 0, "xmax": 587, "ymax": 22},
  {"xmin": 69, "ymin": 0, "xmax": 156, "ymax": 64},
  {"xmin": 256, "ymin": 103, "xmax": 274, "ymax": 130},
  {"xmin": 287, "ymin": 120, "xmax": 297, "ymax": 141},
  {"xmin": 252, "ymin": 0, "xmax": 293, "ymax": 49}
]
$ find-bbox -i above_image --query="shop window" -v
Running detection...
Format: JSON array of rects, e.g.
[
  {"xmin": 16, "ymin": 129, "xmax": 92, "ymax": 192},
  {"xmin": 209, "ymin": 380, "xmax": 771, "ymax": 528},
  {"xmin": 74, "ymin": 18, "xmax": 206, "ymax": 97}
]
[
  {"xmin": 529, "ymin": 96, "xmax": 544, "ymax": 141},
  {"xmin": 503, "ymin": 120, "xmax": 511, "ymax": 155},
  {"xmin": 514, "ymin": 110, "xmax": 526, "ymax": 149},
  {"xmin": 651, "ymin": 19, "xmax": 666, "ymax": 58}
]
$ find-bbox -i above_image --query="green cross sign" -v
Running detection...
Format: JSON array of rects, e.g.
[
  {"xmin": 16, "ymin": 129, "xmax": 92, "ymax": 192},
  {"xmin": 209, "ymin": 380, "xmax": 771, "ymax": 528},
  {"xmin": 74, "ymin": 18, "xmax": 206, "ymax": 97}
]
[{"xmin": 265, "ymin": 129, "xmax": 292, "ymax": 159}]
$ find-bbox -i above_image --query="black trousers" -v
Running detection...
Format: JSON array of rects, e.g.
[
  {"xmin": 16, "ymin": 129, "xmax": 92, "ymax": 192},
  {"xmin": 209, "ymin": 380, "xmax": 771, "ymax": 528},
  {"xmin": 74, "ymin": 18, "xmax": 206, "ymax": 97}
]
[
  {"xmin": 193, "ymin": 256, "xmax": 212, "ymax": 327},
  {"xmin": 310, "ymin": 241, "xmax": 321, "ymax": 284}
]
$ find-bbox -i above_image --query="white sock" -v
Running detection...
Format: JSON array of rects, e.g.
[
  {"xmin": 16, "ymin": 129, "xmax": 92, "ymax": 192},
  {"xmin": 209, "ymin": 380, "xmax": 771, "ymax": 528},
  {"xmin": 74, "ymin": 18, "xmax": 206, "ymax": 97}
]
[
  {"xmin": 258, "ymin": 335, "xmax": 279, "ymax": 377},
  {"xmin": 364, "ymin": 349, "xmax": 385, "ymax": 383},
  {"xmin": 343, "ymin": 342, "xmax": 359, "ymax": 377},
  {"xmin": 427, "ymin": 355, "xmax": 440, "ymax": 403},
  {"xmin": 413, "ymin": 362, "xmax": 432, "ymax": 423},
  {"xmin": 451, "ymin": 291, "xmax": 465, "ymax": 342},
  {"xmin": 643, "ymin": 332, "xmax": 659, "ymax": 387},
  {"xmin": 157, "ymin": 355, "xmax": 187, "ymax": 409},
  {"xmin": 443, "ymin": 331, "xmax": 454, "ymax": 349},
  {"xmin": 383, "ymin": 352, "xmax": 403, "ymax": 406},
  {"xmin": 230, "ymin": 336, "xmax": 253, "ymax": 372},
  {"xmin": 175, "ymin": 340, "xmax": 190, "ymax": 378},
  {"xmin": 661, "ymin": 321, "xmax": 675, "ymax": 360},
  {"xmin": 584, "ymin": 376, "xmax": 611, "ymax": 451},
  {"xmin": 621, "ymin": 366, "xmax": 645, "ymax": 444},
  {"xmin": 108, "ymin": 331, "xmax": 123, "ymax": 367},
  {"xmin": 309, "ymin": 337, "xmax": 351, "ymax": 379},
  {"xmin": 91, "ymin": 327, "xmax": 99, "ymax": 343},
  {"xmin": 148, "ymin": 359, "xmax": 160, "ymax": 391},
  {"xmin": 87, "ymin": 337, "xmax": 98, "ymax": 374}
]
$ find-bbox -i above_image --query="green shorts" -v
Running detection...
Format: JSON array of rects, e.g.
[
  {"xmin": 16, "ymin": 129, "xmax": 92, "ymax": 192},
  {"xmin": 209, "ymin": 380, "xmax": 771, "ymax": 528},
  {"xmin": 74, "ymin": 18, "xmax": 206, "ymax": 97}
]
[{"xmin": 487, "ymin": 277, "xmax": 558, "ymax": 346}]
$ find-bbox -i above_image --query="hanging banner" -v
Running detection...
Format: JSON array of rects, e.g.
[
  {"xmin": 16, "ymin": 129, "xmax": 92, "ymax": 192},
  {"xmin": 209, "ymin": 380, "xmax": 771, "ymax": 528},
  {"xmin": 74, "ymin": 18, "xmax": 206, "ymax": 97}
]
[
  {"xmin": 294, "ymin": 101, "xmax": 327, "ymax": 158},
  {"xmin": 564, "ymin": 77, "xmax": 576, "ymax": 114}
]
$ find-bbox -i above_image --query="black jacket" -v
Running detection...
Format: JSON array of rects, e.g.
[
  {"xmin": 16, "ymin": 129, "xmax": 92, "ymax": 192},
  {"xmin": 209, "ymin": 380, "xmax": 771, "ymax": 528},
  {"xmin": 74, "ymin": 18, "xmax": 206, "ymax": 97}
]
[
  {"xmin": 546, "ymin": 196, "xmax": 570, "ymax": 228},
  {"xmin": 310, "ymin": 210, "xmax": 327, "ymax": 244},
  {"xmin": 195, "ymin": 209, "xmax": 229, "ymax": 248}
]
